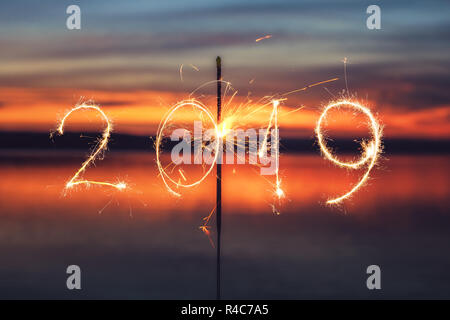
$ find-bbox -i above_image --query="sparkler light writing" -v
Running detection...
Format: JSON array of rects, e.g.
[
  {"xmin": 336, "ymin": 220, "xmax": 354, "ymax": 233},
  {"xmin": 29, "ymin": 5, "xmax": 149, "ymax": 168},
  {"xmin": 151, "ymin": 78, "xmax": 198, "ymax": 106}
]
[
  {"xmin": 55, "ymin": 103, "xmax": 127, "ymax": 191},
  {"xmin": 155, "ymin": 99, "xmax": 220, "ymax": 197},
  {"xmin": 315, "ymin": 100, "xmax": 383, "ymax": 204},
  {"xmin": 52, "ymin": 84, "xmax": 383, "ymax": 250},
  {"xmin": 155, "ymin": 95, "xmax": 284, "ymax": 201},
  {"xmin": 156, "ymin": 77, "xmax": 383, "ymax": 209},
  {"xmin": 53, "ymin": 72, "xmax": 382, "ymax": 209},
  {"xmin": 259, "ymin": 100, "xmax": 284, "ymax": 199}
]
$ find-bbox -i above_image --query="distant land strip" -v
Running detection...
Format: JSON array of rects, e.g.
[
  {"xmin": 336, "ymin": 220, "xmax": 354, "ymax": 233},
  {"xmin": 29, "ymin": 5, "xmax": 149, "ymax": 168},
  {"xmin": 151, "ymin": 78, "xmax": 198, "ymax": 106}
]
[{"xmin": 0, "ymin": 131, "xmax": 449, "ymax": 155}]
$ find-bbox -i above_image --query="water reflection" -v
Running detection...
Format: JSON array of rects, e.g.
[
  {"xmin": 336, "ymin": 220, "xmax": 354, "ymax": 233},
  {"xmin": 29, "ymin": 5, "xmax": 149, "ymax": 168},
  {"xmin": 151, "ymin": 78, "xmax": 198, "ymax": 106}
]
[{"xmin": 0, "ymin": 151, "xmax": 448, "ymax": 298}]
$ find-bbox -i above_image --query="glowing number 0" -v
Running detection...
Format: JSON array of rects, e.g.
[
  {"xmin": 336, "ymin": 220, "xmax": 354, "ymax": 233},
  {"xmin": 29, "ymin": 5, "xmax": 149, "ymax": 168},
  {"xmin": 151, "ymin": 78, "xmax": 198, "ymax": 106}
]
[{"xmin": 155, "ymin": 100, "xmax": 220, "ymax": 197}]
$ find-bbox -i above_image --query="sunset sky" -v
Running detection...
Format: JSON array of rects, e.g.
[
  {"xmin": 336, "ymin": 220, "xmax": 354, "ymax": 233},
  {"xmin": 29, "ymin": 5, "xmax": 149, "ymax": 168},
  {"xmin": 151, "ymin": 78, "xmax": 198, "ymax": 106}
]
[
  {"xmin": 0, "ymin": 0, "xmax": 449, "ymax": 138},
  {"xmin": 0, "ymin": 1, "xmax": 450, "ymax": 300}
]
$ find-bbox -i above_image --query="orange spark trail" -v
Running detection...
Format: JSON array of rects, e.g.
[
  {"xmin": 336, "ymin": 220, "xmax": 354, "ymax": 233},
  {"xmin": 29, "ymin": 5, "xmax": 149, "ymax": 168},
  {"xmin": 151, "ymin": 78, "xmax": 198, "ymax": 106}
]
[
  {"xmin": 282, "ymin": 78, "xmax": 339, "ymax": 96},
  {"xmin": 255, "ymin": 34, "xmax": 272, "ymax": 42},
  {"xmin": 178, "ymin": 168, "xmax": 187, "ymax": 182}
]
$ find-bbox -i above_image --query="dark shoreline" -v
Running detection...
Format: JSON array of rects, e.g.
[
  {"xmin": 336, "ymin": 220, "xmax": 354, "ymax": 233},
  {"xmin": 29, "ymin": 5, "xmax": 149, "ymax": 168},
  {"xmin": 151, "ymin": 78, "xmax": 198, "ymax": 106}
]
[{"xmin": 0, "ymin": 131, "xmax": 449, "ymax": 154}]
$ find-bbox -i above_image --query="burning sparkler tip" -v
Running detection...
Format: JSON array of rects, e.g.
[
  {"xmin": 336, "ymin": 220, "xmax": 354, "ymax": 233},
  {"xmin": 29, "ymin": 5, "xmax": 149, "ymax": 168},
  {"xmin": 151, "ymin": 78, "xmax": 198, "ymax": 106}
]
[
  {"xmin": 276, "ymin": 188, "xmax": 285, "ymax": 199},
  {"xmin": 116, "ymin": 182, "xmax": 127, "ymax": 190}
]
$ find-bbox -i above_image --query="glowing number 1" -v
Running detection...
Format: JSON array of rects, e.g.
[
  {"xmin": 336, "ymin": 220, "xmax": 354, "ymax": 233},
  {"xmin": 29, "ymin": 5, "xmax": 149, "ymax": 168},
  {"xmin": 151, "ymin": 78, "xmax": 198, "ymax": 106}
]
[{"xmin": 258, "ymin": 100, "xmax": 284, "ymax": 199}]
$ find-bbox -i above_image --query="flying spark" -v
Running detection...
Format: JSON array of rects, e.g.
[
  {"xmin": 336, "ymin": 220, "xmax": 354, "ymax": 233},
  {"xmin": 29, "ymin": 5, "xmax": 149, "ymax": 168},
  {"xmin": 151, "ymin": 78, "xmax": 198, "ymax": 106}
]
[{"xmin": 255, "ymin": 34, "xmax": 272, "ymax": 42}]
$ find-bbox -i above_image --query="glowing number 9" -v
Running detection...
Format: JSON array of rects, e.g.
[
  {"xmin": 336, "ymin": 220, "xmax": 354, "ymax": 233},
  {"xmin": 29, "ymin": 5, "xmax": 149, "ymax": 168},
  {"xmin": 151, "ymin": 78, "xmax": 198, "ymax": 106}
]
[{"xmin": 315, "ymin": 100, "xmax": 382, "ymax": 204}]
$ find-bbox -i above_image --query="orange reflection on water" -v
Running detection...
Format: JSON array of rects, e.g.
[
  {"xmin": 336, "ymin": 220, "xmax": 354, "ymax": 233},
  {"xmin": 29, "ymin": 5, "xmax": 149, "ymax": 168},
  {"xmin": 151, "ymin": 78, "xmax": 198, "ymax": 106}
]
[{"xmin": 0, "ymin": 152, "xmax": 448, "ymax": 218}]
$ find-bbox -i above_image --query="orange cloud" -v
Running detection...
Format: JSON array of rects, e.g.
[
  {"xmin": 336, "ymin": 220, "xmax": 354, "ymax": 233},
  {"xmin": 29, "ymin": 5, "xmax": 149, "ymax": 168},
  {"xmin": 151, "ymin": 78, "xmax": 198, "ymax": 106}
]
[{"xmin": 0, "ymin": 87, "xmax": 448, "ymax": 139}]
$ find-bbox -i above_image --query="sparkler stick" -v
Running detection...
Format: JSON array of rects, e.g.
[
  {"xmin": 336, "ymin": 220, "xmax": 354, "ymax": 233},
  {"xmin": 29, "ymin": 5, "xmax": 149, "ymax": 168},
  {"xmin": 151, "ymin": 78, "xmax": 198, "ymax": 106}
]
[{"xmin": 216, "ymin": 56, "xmax": 222, "ymax": 300}]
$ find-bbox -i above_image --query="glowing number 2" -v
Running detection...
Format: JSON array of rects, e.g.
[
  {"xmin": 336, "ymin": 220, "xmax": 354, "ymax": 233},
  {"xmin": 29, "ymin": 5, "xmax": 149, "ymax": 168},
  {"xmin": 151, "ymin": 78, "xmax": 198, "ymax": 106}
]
[{"xmin": 56, "ymin": 104, "xmax": 127, "ymax": 191}]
